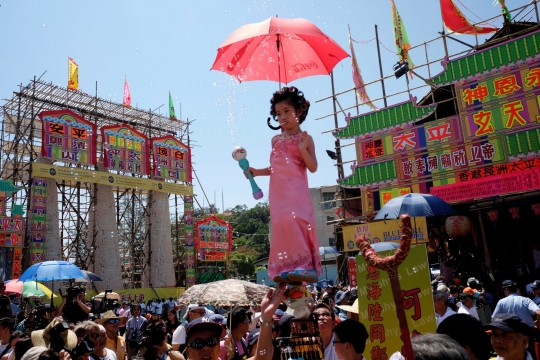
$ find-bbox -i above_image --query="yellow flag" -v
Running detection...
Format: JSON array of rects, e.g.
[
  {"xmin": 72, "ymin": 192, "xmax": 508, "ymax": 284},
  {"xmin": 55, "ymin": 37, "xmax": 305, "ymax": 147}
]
[{"xmin": 68, "ymin": 58, "xmax": 78, "ymax": 91}]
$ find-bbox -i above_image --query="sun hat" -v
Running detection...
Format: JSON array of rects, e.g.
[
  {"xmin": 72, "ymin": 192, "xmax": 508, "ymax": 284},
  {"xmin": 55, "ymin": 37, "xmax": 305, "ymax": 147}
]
[
  {"xmin": 95, "ymin": 310, "xmax": 127, "ymax": 325},
  {"xmin": 30, "ymin": 318, "xmax": 78, "ymax": 350},
  {"xmin": 336, "ymin": 298, "xmax": 359, "ymax": 314}
]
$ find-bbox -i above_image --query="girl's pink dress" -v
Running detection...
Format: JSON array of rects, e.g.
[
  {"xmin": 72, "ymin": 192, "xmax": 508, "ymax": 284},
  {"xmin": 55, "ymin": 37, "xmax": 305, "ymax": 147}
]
[{"xmin": 268, "ymin": 133, "xmax": 322, "ymax": 279}]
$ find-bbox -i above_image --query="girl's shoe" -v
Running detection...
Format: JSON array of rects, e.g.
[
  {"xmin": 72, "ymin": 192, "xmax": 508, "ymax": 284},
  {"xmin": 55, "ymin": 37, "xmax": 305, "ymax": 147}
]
[
  {"xmin": 286, "ymin": 269, "xmax": 318, "ymax": 283},
  {"xmin": 273, "ymin": 272, "xmax": 290, "ymax": 283}
]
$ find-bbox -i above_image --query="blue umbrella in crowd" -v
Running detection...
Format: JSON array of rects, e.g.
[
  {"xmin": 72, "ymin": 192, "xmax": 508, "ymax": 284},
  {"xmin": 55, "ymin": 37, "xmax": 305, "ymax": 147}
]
[
  {"xmin": 374, "ymin": 193, "xmax": 456, "ymax": 220},
  {"xmin": 74, "ymin": 270, "xmax": 103, "ymax": 283},
  {"xmin": 18, "ymin": 260, "xmax": 85, "ymax": 282}
]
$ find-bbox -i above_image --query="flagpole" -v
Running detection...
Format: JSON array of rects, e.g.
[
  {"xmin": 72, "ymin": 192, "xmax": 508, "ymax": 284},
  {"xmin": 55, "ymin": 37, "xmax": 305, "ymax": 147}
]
[
  {"xmin": 439, "ymin": 0, "xmax": 450, "ymax": 58},
  {"xmin": 374, "ymin": 25, "xmax": 388, "ymax": 108}
]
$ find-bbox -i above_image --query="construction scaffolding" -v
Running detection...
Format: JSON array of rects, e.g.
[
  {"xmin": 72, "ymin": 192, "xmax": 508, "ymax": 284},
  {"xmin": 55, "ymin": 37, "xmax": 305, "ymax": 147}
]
[{"xmin": 0, "ymin": 78, "xmax": 191, "ymax": 288}]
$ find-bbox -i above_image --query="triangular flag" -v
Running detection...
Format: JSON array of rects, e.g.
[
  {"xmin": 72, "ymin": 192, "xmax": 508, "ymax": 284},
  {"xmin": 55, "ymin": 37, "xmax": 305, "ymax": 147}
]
[
  {"xmin": 440, "ymin": 0, "xmax": 498, "ymax": 35},
  {"xmin": 349, "ymin": 32, "xmax": 378, "ymax": 111},
  {"xmin": 123, "ymin": 79, "xmax": 131, "ymax": 107},
  {"xmin": 390, "ymin": 0, "xmax": 414, "ymax": 76},
  {"xmin": 169, "ymin": 92, "xmax": 177, "ymax": 120},
  {"xmin": 68, "ymin": 58, "xmax": 78, "ymax": 91}
]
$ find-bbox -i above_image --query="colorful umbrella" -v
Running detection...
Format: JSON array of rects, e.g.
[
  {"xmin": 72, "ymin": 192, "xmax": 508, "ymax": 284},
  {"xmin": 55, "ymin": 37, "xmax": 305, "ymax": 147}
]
[
  {"xmin": 211, "ymin": 16, "xmax": 349, "ymax": 85},
  {"xmin": 18, "ymin": 260, "xmax": 85, "ymax": 282},
  {"xmin": 177, "ymin": 279, "xmax": 270, "ymax": 307},
  {"xmin": 73, "ymin": 270, "xmax": 103, "ymax": 283},
  {"xmin": 4, "ymin": 279, "xmax": 53, "ymax": 298}
]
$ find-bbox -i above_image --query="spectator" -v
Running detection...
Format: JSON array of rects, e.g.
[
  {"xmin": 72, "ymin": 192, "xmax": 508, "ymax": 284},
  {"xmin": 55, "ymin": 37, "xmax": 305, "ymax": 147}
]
[
  {"xmin": 332, "ymin": 320, "xmax": 368, "ymax": 360},
  {"xmin": 529, "ymin": 281, "xmax": 540, "ymax": 305},
  {"xmin": 433, "ymin": 290, "xmax": 456, "ymax": 327},
  {"xmin": 0, "ymin": 283, "xmax": 13, "ymax": 319},
  {"xmin": 312, "ymin": 304, "xmax": 336, "ymax": 360},
  {"xmin": 1, "ymin": 330, "xmax": 23, "ymax": 360},
  {"xmin": 126, "ymin": 304, "xmax": 148, "ymax": 360},
  {"xmin": 485, "ymin": 314, "xmax": 533, "ymax": 360},
  {"xmin": 492, "ymin": 280, "xmax": 540, "ymax": 328},
  {"xmin": 92, "ymin": 324, "xmax": 118, "ymax": 360},
  {"xmin": 458, "ymin": 293, "xmax": 480, "ymax": 321},
  {"xmin": 437, "ymin": 314, "xmax": 491, "ymax": 360},
  {"xmin": 411, "ymin": 334, "xmax": 469, "ymax": 360},
  {"xmin": 220, "ymin": 308, "xmax": 250, "ymax": 360},
  {"xmin": 165, "ymin": 309, "xmax": 180, "ymax": 345},
  {"xmin": 0, "ymin": 318, "xmax": 14, "ymax": 358},
  {"xmin": 463, "ymin": 278, "xmax": 485, "ymax": 306},
  {"xmin": 336, "ymin": 299, "xmax": 359, "ymax": 322},
  {"xmin": 171, "ymin": 304, "xmax": 205, "ymax": 352},
  {"xmin": 97, "ymin": 310, "xmax": 127, "ymax": 360},
  {"xmin": 334, "ymin": 291, "xmax": 350, "ymax": 321},
  {"xmin": 247, "ymin": 328, "xmax": 260, "ymax": 357},
  {"xmin": 118, "ymin": 302, "xmax": 130, "ymax": 336}
]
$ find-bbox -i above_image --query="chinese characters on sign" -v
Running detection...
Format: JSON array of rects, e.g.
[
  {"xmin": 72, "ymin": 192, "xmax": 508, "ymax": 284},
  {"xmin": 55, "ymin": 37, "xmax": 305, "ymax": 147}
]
[
  {"xmin": 102, "ymin": 125, "xmax": 150, "ymax": 176},
  {"xmin": 195, "ymin": 216, "xmax": 233, "ymax": 262},
  {"xmin": 184, "ymin": 196, "xmax": 196, "ymax": 288},
  {"xmin": 151, "ymin": 135, "xmax": 192, "ymax": 182},
  {"xmin": 357, "ymin": 246, "xmax": 435, "ymax": 360},
  {"xmin": 30, "ymin": 178, "xmax": 46, "ymax": 264},
  {"xmin": 39, "ymin": 109, "xmax": 97, "ymax": 165}
]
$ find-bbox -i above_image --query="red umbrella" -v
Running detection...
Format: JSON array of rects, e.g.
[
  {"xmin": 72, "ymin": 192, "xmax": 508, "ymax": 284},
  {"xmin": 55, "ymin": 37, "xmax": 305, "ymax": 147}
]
[{"xmin": 211, "ymin": 16, "xmax": 349, "ymax": 85}]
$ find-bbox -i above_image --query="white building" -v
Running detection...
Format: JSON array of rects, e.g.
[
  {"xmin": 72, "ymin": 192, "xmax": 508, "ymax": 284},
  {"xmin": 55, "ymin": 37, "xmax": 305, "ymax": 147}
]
[{"xmin": 309, "ymin": 185, "xmax": 339, "ymax": 247}]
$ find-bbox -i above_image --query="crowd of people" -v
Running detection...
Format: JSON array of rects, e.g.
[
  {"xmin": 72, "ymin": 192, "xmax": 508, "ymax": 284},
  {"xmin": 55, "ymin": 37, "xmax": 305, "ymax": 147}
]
[{"xmin": 3, "ymin": 277, "xmax": 540, "ymax": 360}]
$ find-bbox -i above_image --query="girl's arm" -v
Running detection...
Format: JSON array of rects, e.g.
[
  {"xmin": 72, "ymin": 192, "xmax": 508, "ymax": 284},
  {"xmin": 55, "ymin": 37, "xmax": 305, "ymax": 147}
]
[
  {"xmin": 299, "ymin": 132, "xmax": 317, "ymax": 173},
  {"xmin": 247, "ymin": 167, "xmax": 271, "ymax": 177}
]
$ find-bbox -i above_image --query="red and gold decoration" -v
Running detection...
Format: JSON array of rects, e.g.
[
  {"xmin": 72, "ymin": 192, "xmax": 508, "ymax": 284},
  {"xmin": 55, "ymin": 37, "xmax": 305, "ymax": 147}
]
[{"xmin": 195, "ymin": 216, "xmax": 232, "ymax": 262}]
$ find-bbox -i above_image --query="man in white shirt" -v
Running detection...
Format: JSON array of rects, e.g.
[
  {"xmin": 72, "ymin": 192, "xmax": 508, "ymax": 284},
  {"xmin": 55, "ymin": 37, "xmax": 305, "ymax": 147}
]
[
  {"xmin": 433, "ymin": 290, "xmax": 456, "ymax": 327},
  {"xmin": 0, "ymin": 318, "xmax": 14, "ymax": 358},
  {"xmin": 126, "ymin": 304, "xmax": 147, "ymax": 360},
  {"xmin": 457, "ymin": 293, "xmax": 480, "ymax": 321},
  {"xmin": 93, "ymin": 324, "xmax": 118, "ymax": 360},
  {"xmin": 332, "ymin": 320, "xmax": 368, "ymax": 360},
  {"xmin": 153, "ymin": 299, "xmax": 163, "ymax": 316},
  {"xmin": 172, "ymin": 304, "xmax": 205, "ymax": 352}
]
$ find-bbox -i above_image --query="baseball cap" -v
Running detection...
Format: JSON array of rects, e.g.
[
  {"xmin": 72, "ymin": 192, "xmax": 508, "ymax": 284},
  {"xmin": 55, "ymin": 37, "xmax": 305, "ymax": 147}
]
[
  {"xmin": 531, "ymin": 280, "xmax": 540, "ymax": 290},
  {"xmin": 502, "ymin": 280, "xmax": 517, "ymax": 288},
  {"xmin": 186, "ymin": 318, "xmax": 223, "ymax": 342},
  {"xmin": 459, "ymin": 293, "xmax": 474, "ymax": 301},
  {"xmin": 467, "ymin": 277, "xmax": 478, "ymax": 285},
  {"xmin": 437, "ymin": 284, "xmax": 450, "ymax": 294},
  {"xmin": 485, "ymin": 314, "xmax": 532, "ymax": 336},
  {"xmin": 209, "ymin": 314, "xmax": 227, "ymax": 326},
  {"xmin": 187, "ymin": 304, "xmax": 205, "ymax": 312},
  {"xmin": 248, "ymin": 328, "xmax": 260, "ymax": 347}
]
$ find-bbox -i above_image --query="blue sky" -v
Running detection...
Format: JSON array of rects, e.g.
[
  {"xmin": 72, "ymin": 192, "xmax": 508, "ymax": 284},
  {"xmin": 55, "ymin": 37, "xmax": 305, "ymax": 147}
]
[{"xmin": 0, "ymin": 1, "xmax": 530, "ymax": 211}]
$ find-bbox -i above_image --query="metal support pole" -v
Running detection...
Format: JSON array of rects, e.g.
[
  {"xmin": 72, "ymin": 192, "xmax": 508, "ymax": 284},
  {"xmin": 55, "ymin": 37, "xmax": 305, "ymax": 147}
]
[{"xmin": 477, "ymin": 210, "xmax": 494, "ymax": 282}]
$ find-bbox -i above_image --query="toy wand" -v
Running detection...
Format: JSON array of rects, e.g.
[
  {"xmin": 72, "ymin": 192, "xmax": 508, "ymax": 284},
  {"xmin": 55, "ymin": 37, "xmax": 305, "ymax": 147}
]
[{"xmin": 232, "ymin": 146, "xmax": 264, "ymax": 200}]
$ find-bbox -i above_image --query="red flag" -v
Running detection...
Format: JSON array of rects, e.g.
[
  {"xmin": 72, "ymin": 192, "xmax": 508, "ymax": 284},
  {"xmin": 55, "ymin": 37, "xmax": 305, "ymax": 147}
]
[
  {"xmin": 123, "ymin": 79, "xmax": 131, "ymax": 107},
  {"xmin": 440, "ymin": 0, "xmax": 498, "ymax": 34}
]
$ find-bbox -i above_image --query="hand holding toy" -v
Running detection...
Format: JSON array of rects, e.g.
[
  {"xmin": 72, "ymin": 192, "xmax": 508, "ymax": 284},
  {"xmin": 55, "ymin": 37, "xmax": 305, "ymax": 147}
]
[{"xmin": 232, "ymin": 146, "xmax": 264, "ymax": 200}]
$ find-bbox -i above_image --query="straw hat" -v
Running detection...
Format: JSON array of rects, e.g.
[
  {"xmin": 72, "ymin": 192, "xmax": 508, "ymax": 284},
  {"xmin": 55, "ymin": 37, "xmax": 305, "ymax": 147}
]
[
  {"xmin": 21, "ymin": 346, "xmax": 49, "ymax": 360},
  {"xmin": 336, "ymin": 299, "xmax": 359, "ymax": 314},
  {"xmin": 31, "ymin": 318, "xmax": 78, "ymax": 350},
  {"xmin": 96, "ymin": 310, "xmax": 127, "ymax": 325}
]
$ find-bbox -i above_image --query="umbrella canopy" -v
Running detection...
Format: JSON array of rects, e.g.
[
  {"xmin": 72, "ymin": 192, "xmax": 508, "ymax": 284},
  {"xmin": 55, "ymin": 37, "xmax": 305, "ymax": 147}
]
[
  {"xmin": 177, "ymin": 279, "xmax": 270, "ymax": 307},
  {"xmin": 93, "ymin": 292, "xmax": 121, "ymax": 301},
  {"xmin": 4, "ymin": 280, "xmax": 53, "ymax": 298},
  {"xmin": 359, "ymin": 242, "xmax": 400, "ymax": 255},
  {"xmin": 374, "ymin": 193, "xmax": 457, "ymax": 220},
  {"xmin": 18, "ymin": 261, "xmax": 85, "ymax": 282},
  {"xmin": 73, "ymin": 270, "xmax": 103, "ymax": 283},
  {"xmin": 11, "ymin": 303, "xmax": 22, "ymax": 314},
  {"xmin": 211, "ymin": 16, "xmax": 349, "ymax": 84},
  {"xmin": 319, "ymin": 246, "xmax": 342, "ymax": 260}
]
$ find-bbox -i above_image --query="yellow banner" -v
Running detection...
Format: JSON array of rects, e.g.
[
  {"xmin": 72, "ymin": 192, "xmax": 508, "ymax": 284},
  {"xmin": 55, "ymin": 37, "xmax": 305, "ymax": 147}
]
[
  {"xmin": 342, "ymin": 217, "xmax": 428, "ymax": 251},
  {"xmin": 48, "ymin": 287, "xmax": 185, "ymax": 306},
  {"xmin": 68, "ymin": 58, "xmax": 78, "ymax": 91},
  {"xmin": 356, "ymin": 246, "xmax": 436, "ymax": 360},
  {"xmin": 33, "ymin": 163, "xmax": 193, "ymax": 196}
]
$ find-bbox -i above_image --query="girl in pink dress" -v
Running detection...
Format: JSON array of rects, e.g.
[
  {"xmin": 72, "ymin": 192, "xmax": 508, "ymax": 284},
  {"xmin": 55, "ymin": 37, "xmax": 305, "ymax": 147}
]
[{"xmin": 248, "ymin": 87, "xmax": 322, "ymax": 283}]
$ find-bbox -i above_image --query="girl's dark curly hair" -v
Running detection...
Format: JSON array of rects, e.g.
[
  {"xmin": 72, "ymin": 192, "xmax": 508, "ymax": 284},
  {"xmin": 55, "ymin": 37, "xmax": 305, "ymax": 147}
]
[{"xmin": 267, "ymin": 86, "xmax": 310, "ymax": 130}]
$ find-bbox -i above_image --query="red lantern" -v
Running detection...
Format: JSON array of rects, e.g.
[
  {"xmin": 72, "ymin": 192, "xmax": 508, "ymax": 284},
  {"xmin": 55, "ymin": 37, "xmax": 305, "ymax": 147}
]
[
  {"xmin": 445, "ymin": 216, "xmax": 472, "ymax": 238},
  {"xmin": 487, "ymin": 210, "xmax": 498, "ymax": 222},
  {"xmin": 532, "ymin": 204, "xmax": 540, "ymax": 216},
  {"xmin": 509, "ymin": 207, "xmax": 520, "ymax": 219}
]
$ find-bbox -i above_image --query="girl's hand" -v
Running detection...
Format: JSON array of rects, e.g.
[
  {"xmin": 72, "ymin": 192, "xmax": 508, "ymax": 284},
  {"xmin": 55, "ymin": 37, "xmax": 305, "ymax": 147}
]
[
  {"xmin": 299, "ymin": 131, "xmax": 309, "ymax": 152},
  {"xmin": 245, "ymin": 167, "xmax": 257, "ymax": 178}
]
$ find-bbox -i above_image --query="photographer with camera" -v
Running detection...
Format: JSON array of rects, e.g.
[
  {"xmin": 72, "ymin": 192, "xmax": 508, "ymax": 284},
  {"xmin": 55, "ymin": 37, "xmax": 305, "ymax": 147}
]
[
  {"xmin": 57, "ymin": 288, "xmax": 90, "ymax": 325},
  {"xmin": 126, "ymin": 304, "xmax": 147, "ymax": 360}
]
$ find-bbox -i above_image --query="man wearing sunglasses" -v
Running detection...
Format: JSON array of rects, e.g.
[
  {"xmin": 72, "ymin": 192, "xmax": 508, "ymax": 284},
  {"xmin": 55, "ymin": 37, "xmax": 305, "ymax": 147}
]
[
  {"xmin": 97, "ymin": 310, "xmax": 126, "ymax": 360},
  {"xmin": 185, "ymin": 284, "xmax": 286, "ymax": 360}
]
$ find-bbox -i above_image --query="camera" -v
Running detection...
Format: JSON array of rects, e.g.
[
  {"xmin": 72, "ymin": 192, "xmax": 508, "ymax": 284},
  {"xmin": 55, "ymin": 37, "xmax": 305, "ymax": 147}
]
[
  {"xmin": 72, "ymin": 334, "xmax": 95, "ymax": 359},
  {"xmin": 49, "ymin": 320, "xmax": 69, "ymax": 352}
]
